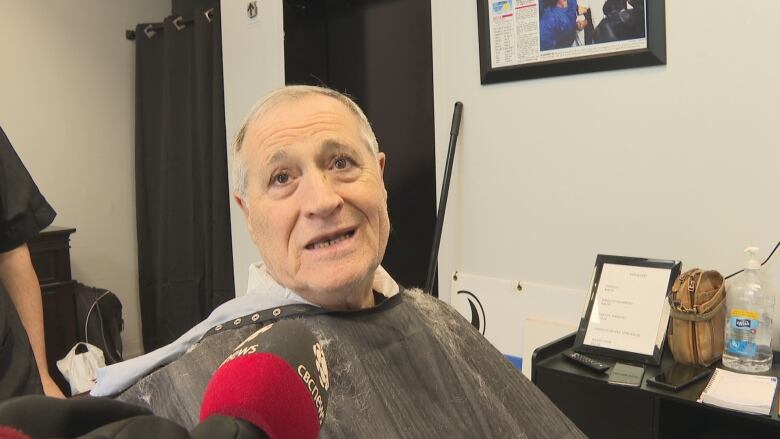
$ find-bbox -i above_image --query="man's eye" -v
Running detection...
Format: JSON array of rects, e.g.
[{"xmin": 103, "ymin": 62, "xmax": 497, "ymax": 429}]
[
  {"xmin": 272, "ymin": 172, "xmax": 290, "ymax": 185},
  {"xmin": 334, "ymin": 157, "xmax": 351, "ymax": 170}
]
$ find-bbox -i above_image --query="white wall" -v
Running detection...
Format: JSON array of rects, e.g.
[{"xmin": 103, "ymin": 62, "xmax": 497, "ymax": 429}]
[
  {"xmin": 221, "ymin": 0, "xmax": 285, "ymax": 296},
  {"xmin": 0, "ymin": 0, "xmax": 170, "ymax": 358},
  {"xmin": 431, "ymin": 1, "xmax": 780, "ymax": 305},
  {"xmin": 220, "ymin": 0, "xmax": 780, "ymax": 312}
]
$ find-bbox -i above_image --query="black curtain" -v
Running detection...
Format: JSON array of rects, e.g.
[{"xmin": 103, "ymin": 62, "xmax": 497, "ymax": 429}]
[{"xmin": 134, "ymin": 8, "xmax": 234, "ymax": 352}]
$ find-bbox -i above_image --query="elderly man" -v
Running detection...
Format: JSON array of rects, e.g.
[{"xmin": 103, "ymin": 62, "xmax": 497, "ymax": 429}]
[
  {"xmin": 231, "ymin": 87, "xmax": 390, "ymax": 312},
  {"xmin": 78, "ymin": 86, "xmax": 583, "ymax": 437}
]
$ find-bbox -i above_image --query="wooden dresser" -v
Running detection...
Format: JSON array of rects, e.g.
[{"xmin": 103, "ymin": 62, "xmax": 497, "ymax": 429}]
[{"xmin": 28, "ymin": 226, "xmax": 78, "ymax": 395}]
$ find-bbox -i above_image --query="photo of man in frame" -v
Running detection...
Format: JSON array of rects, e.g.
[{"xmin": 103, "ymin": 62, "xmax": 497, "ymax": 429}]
[{"xmin": 539, "ymin": 0, "xmax": 646, "ymax": 51}]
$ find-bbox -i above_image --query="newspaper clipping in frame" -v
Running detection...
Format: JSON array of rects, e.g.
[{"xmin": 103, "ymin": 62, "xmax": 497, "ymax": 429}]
[{"xmin": 488, "ymin": 0, "xmax": 648, "ymax": 69}]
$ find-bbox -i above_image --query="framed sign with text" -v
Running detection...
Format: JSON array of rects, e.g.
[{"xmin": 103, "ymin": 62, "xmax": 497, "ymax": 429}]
[
  {"xmin": 574, "ymin": 254, "xmax": 681, "ymax": 365},
  {"xmin": 477, "ymin": 0, "xmax": 666, "ymax": 84}
]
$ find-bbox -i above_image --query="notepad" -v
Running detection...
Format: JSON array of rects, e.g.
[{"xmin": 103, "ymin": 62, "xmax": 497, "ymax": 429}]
[{"xmin": 699, "ymin": 368, "xmax": 778, "ymax": 415}]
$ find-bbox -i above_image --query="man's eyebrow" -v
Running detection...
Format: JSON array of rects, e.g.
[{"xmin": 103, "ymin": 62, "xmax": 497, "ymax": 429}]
[
  {"xmin": 261, "ymin": 139, "xmax": 359, "ymax": 169},
  {"xmin": 320, "ymin": 139, "xmax": 356, "ymax": 154},
  {"xmin": 264, "ymin": 149, "xmax": 288, "ymax": 168}
]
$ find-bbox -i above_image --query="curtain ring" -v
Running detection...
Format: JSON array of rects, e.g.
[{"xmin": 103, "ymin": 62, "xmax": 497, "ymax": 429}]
[
  {"xmin": 144, "ymin": 24, "xmax": 156, "ymax": 39},
  {"xmin": 173, "ymin": 16, "xmax": 186, "ymax": 31},
  {"xmin": 205, "ymin": 8, "xmax": 215, "ymax": 23}
]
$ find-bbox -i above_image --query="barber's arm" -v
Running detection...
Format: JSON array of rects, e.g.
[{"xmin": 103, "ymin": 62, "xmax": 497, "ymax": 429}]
[{"xmin": 0, "ymin": 243, "xmax": 65, "ymax": 398}]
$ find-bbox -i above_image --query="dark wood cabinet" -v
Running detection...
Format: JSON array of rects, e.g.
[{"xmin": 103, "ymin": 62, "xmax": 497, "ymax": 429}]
[{"xmin": 27, "ymin": 226, "xmax": 78, "ymax": 396}]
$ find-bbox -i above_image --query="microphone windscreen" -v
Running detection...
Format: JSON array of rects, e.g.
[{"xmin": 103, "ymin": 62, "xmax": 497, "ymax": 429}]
[
  {"xmin": 0, "ymin": 426, "xmax": 30, "ymax": 439},
  {"xmin": 200, "ymin": 319, "xmax": 329, "ymax": 439}
]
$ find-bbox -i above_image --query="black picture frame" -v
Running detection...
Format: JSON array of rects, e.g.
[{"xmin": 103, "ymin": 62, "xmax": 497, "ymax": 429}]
[
  {"xmin": 477, "ymin": 0, "xmax": 666, "ymax": 84},
  {"xmin": 574, "ymin": 254, "xmax": 681, "ymax": 366}
]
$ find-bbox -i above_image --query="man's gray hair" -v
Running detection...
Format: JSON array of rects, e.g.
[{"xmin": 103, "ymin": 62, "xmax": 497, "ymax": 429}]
[{"xmin": 231, "ymin": 85, "xmax": 379, "ymax": 198}]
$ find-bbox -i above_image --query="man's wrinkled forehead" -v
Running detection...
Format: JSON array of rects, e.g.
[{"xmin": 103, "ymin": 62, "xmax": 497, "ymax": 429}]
[
  {"xmin": 241, "ymin": 94, "xmax": 373, "ymax": 159},
  {"xmin": 251, "ymin": 95, "xmax": 337, "ymax": 138}
]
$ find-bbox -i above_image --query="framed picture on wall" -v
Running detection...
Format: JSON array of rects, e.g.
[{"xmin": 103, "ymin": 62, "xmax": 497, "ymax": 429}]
[{"xmin": 476, "ymin": 0, "xmax": 666, "ymax": 84}]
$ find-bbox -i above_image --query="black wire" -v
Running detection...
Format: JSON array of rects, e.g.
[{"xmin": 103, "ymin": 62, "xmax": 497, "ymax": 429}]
[{"xmin": 724, "ymin": 239, "xmax": 780, "ymax": 280}]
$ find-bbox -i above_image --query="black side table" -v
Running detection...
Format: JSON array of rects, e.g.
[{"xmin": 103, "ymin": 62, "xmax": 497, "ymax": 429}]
[{"xmin": 532, "ymin": 333, "xmax": 780, "ymax": 439}]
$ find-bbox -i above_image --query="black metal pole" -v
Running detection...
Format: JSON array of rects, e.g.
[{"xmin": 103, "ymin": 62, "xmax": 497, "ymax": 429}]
[{"xmin": 425, "ymin": 101, "xmax": 463, "ymax": 295}]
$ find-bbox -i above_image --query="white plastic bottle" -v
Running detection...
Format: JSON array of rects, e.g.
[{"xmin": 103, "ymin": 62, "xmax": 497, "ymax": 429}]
[{"xmin": 723, "ymin": 247, "xmax": 774, "ymax": 372}]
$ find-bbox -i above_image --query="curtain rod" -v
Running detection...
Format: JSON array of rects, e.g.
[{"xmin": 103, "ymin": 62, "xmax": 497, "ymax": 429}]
[{"xmin": 126, "ymin": 8, "xmax": 214, "ymax": 41}]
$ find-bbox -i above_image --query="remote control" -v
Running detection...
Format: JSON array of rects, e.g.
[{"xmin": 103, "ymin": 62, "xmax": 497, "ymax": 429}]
[{"xmin": 562, "ymin": 351, "xmax": 610, "ymax": 373}]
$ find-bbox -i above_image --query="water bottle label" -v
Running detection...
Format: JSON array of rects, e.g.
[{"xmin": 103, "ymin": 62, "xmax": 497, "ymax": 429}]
[
  {"xmin": 726, "ymin": 338, "xmax": 757, "ymax": 357},
  {"xmin": 729, "ymin": 316, "xmax": 759, "ymax": 331},
  {"xmin": 730, "ymin": 309, "xmax": 760, "ymax": 319}
]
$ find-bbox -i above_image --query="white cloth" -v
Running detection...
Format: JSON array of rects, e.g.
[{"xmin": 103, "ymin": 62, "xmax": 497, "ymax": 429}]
[
  {"xmin": 574, "ymin": 15, "xmax": 586, "ymax": 47},
  {"xmin": 90, "ymin": 263, "xmax": 398, "ymax": 396},
  {"xmin": 57, "ymin": 342, "xmax": 106, "ymax": 395}
]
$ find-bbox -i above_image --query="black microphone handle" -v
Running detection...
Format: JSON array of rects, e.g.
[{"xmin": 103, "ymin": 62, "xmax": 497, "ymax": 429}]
[{"xmin": 425, "ymin": 101, "xmax": 463, "ymax": 295}]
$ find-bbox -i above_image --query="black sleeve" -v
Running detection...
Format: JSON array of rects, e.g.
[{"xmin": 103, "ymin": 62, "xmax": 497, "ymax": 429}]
[
  {"xmin": 0, "ymin": 395, "xmax": 152, "ymax": 438},
  {"xmin": 85, "ymin": 415, "xmax": 268, "ymax": 439},
  {"xmin": 0, "ymin": 127, "xmax": 56, "ymax": 252},
  {"xmin": 0, "ymin": 395, "xmax": 267, "ymax": 439}
]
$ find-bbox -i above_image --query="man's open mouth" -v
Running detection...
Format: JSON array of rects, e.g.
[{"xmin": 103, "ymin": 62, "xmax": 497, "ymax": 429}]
[{"xmin": 305, "ymin": 229, "xmax": 356, "ymax": 250}]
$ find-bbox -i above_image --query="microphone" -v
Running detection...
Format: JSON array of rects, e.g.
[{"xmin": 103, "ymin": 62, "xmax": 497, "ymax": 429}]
[
  {"xmin": 0, "ymin": 426, "xmax": 31, "ymax": 439},
  {"xmin": 200, "ymin": 319, "xmax": 330, "ymax": 439}
]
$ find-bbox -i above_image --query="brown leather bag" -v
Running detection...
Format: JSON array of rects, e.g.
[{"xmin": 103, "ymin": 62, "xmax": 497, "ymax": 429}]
[{"xmin": 667, "ymin": 269, "xmax": 726, "ymax": 366}]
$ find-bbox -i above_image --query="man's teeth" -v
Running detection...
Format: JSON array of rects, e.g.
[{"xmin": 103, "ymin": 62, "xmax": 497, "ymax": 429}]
[{"xmin": 309, "ymin": 231, "xmax": 353, "ymax": 249}]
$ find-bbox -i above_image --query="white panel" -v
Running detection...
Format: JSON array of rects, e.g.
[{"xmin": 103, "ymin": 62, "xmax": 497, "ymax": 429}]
[
  {"xmin": 221, "ymin": 0, "xmax": 286, "ymax": 296},
  {"xmin": 522, "ymin": 317, "xmax": 576, "ymax": 379},
  {"xmin": 450, "ymin": 271, "xmax": 584, "ymax": 360}
]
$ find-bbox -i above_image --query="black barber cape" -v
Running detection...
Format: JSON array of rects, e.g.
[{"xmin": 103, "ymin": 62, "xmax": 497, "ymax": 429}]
[
  {"xmin": 0, "ymin": 126, "xmax": 56, "ymax": 399},
  {"xmin": 118, "ymin": 289, "xmax": 584, "ymax": 438}
]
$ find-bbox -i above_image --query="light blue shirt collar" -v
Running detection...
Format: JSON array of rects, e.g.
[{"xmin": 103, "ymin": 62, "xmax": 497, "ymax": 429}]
[{"xmin": 91, "ymin": 263, "xmax": 398, "ymax": 396}]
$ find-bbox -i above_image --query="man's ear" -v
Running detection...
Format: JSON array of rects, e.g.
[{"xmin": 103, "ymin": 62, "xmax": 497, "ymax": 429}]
[
  {"xmin": 233, "ymin": 193, "xmax": 254, "ymax": 235},
  {"xmin": 234, "ymin": 193, "xmax": 249, "ymax": 216},
  {"xmin": 377, "ymin": 152, "xmax": 386, "ymax": 176},
  {"xmin": 377, "ymin": 152, "xmax": 388, "ymax": 200}
]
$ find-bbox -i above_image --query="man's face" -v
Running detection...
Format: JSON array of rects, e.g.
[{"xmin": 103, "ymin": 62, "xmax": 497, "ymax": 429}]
[{"xmin": 236, "ymin": 94, "xmax": 389, "ymax": 309}]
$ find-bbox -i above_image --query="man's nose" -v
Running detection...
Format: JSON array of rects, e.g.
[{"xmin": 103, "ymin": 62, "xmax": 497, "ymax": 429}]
[{"xmin": 301, "ymin": 172, "xmax": 343, "ymax": 218}]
